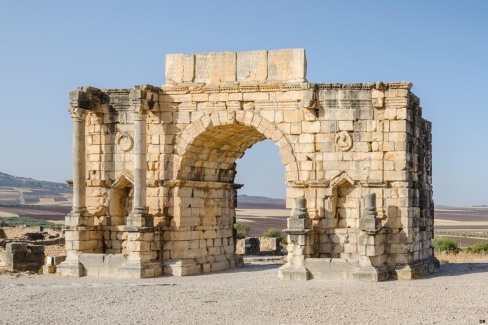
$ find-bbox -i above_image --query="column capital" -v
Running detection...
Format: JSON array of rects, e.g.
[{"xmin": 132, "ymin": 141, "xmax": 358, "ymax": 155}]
[
  {"xmin": 69, "ymin": 86, "xmax": 105, "ymax": 111},
  {"xmin": 69, "ymin": 107, "xmax": 88, "ymax": 120},
  {"xmin": 131, "ymin": 105, "xmax": 149, "ymax": 118},
  {"xmin": 129, "ymin": 87, "xmax": 157, "ymax": 117}
]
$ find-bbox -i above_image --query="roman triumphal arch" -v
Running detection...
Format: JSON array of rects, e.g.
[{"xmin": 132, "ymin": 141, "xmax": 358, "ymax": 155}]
[{"xmin": 58, "ymin": 49, "xmax": 439, "ymax": 281}]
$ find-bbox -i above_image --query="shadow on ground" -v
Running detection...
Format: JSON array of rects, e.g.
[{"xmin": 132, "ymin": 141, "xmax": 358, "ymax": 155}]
[
  {"xmin": 434, "ymin": 262, "xmax": 488, "ymax": 278},
  {"xmin": 230, "ymin": 263, "xmax": 283, "ymax": 273},
  {"xmin": 219, "ymin": 261, "xmax": 488, "ymax": 279}
]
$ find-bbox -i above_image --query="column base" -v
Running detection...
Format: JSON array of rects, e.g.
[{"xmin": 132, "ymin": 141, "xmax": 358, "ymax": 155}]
[
  {"xmin": 352, "ymin": 266, "xmax": 389, "ymax": 282},
  {"xmin": 65, "ymin": 208, "xmax": 93, "ymax": 227},
  {"xmin": 277, "ymin": 264, "xmax": 311, "ymax": 281},
  {"xmin": 163, "ymin": 259, "xmax": 202, "ymax": 276},
  {"xmin": 234, "ymin": 255, "xmax": 244, "ymax": 268},
  {"xmin": 395, "ymin": 257, "xmax": 440, "ymax": 280},
  {"xmin": 118, "ymin": 261, "xmax": 163, "ymax": 278},
  {"xmin": 56, "ymin": 260, "xmax": 85, "ymax": 277},
  {"xmin": 127, "ymin": 210, "xmax": 153, "ymax": 227}
]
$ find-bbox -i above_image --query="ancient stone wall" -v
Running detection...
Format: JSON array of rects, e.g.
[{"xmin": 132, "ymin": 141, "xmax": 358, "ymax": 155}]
[
  {"xmin": 58, "ymin": 49, "xmax": 438, "ymax": 280},
  {"xmin": 4, "ymin": 242, "xmax": 44, "ymax": 273}
]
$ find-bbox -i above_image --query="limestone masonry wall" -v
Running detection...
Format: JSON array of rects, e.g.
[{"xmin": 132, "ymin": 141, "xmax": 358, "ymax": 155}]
[{"xmin": 58, "ymin": 49, "xmax": 438, "ymax": 280}]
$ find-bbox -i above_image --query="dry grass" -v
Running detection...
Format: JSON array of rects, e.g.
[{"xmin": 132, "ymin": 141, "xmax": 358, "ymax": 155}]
[{"xmin": 435, "ymin": 251, "xmax": 488, "ymax": 264}]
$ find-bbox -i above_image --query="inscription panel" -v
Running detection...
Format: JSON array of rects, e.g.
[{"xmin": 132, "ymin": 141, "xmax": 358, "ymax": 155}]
[
  {"xmin": 267, "ymin": 48, "xmax": 306, "ymax": 82},
  {"xmin": 165, "ymin": 54, "xmax": 183, "ymax": 84},
  {"xmin": 166, "ymin": 48, "xmax": 306, "ymax": 84},
  {"xmin": 195, "ymin": 52, "xmax": 236, "ymax": 83},
  {"xmin": 181, "ymin": 54, "xmax": 195, "ymax": 82},
  {"xmin": 194, "ymin": 53, "xmax": 211, "ymax": 83},
  {"xmin": 165, "ymin": 54, "xmax": 194, "ymax": 83},
  {"xmin": 216, "ymin": 52, "xmax": 237, "ymax": 82},
  {"xmin": 237, "ymin": 50, "xmax": 268, "ymax": 81}
]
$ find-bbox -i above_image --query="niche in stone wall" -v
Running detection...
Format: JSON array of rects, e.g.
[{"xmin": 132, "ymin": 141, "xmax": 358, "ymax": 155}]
[
  {"xmin": 109, "ymin": 173, "xmax": 134, "ymax": 226},
  {"xmin": 320, "ymin": 173, "xmax": 361, "ymax": 259},
  {"xmin": 106, "ymin": 172, "xmax": 134, "ymax": 254},
  {"xmin": 329, "ymin": 173, "xmax": 360, "ymax": 229},
  {"xmin": 335, "ymin": 184, "xmax": 359, "ymax": 228}
]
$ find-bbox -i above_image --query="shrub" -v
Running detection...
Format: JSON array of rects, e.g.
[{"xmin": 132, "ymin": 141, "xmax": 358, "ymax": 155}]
[
  {"xmin": 234, "ymin": 221, "xmax": 250, "ymax": 239},
  {"xmin": 432, "ymin": 238, "xmax": 460, "ymax": 253},
  {"xmin": 262, "ymin": 228, "xmax": 282, "ymax": 238},
  {"xmin": 0, "ymin": 216, "xmax": 56, "ymax": 228},
  {"xmin": 465, "ymin": 242, "xmax": 488, "ymax": 254}
]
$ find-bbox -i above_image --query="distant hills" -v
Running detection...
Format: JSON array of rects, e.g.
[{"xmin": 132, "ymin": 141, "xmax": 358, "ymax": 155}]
[
  {"xmin": 6, "ymin": 172, "xmax": 481, "ymax": 210},
  {"xmin": 0, "ymin": 172, "xmax": 71, "ymax": 205},
  {"xmin": 0, "ymin": 172, "xmax": 71, "ymax": 191},
  {"xmin": 236, "ymin": 194, "xmax": 286, "ymax": 209},
  {"xmin": 0, "ymin": 171, "xmax": 288, "ymax": 208}
]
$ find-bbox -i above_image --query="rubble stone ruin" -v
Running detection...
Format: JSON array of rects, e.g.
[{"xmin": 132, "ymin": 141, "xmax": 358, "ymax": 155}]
[{"xmin": 58, "ymin": 48, "xmax": 439, "ymax": 281}]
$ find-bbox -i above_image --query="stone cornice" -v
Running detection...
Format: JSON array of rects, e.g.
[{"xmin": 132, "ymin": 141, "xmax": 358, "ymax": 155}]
[
  {"xmin": 96, "ymin": 81, "xmax": 413, "ymax": 97},
  {"xmin": 103, "ymin": 89, "xmax": 131, "ymax": 95},
  {"xmin": 160, "ymin": 179, "xmax": 241, "ymax": 190},
  {"xmin": 160, "ymin": 81, "xmax": 413, "ymax": 95},
  {"xmin": 69, "ymin": 86, "xmax": 107, "ymax": 110}
]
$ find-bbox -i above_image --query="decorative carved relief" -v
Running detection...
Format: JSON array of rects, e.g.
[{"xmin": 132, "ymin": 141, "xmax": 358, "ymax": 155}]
[
  {"xmin": 242, "ymin": 102, "xmax": 255, "ymax": 110},
  {"xmin": 301, "ymin": 88, "xmax": 316, "ymax": 109},
  {"xmin": 372, "ymin": 97, "xmax": 385, "ymax": 109},
  {"xmin": 335, "ymin": 131, "xmax": 353, "ymax": 151},
  {"xmin": 116, "ymin": 133, "xmax": 134, "ymax": 152},
  {"xmin": 131, "ymin": 105, "xmax": 148, "ymax": 118}
]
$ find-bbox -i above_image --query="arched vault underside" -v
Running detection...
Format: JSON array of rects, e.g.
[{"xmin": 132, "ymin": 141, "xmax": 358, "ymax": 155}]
[
  {"xmin": 178, "ymin": 124, "xmax": 266, "ymax": 182},
  {"xmin": 175, "ymin": 112, "xmax": 298, "ymax": 183}
]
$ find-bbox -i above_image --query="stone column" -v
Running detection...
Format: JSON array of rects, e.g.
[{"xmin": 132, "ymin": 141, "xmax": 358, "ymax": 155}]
[
  {"xmin": 353, "ymin": 193, "xmax": 388, "ymax": 281},
  {"xmin": 119, "ymin": 88, "xmax": 160, "ymax": 278},
  {"xmin": 58, "ymin": 106, "xmax": 91, "ymax": 277},
  {"xmin": 278, "ymin": 196, "xmax": 312, "ymax": 281},
  {"xmin": 66, "ymin": 107, "xmax": 92, "ymax": 227},
  {"xmin": 127, "ymin": 92, "xmax": 152, "ymax": 228}
]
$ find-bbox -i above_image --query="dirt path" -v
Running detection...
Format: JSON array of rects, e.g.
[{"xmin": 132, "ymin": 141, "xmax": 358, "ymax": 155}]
[{"xmin": 0, "ymin": 262, "xmax": 487, "ymax": 324}]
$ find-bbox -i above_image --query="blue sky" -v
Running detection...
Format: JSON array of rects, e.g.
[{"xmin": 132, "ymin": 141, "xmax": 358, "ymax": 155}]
[{"xmin": 0, "ymin": 1, "xmax": 487, "ymax": 206}]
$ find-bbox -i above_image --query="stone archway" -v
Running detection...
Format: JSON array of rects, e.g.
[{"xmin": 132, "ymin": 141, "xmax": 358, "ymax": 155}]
[
  {"xmin": 159, "ymin": 113, "xmax": 298, "ymax": 276},
  {"xmin": 59, "ymin": 48, "xmax": 439, "ymax": 281},
  {"xmin": 175, "ymin": 111, "xmax": 298, "ymax": 182}
]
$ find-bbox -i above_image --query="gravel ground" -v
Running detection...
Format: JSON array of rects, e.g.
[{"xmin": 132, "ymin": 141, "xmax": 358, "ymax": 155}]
[{"xmin": 0, "ymin": 262, "xmax": 487, "ymax": 325}]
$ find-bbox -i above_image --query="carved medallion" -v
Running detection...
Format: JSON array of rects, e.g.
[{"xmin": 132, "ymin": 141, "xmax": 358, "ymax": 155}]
[
  {"xmin": 116, "ymin": 133, "xmax": 134, "ymax": 152},
  {"xmin": 335, "ymin": 131, "xmax": 353, "ymax": 151}
]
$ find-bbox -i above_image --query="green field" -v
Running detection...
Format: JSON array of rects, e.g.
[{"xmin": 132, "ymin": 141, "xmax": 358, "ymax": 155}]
[{"xmin": 0, "ymin": 216, "xmax": 58, "ymax": 228}]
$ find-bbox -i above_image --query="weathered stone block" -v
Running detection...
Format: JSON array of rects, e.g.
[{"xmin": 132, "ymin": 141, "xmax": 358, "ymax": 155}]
[{"xmin": 267, "ymin": 48, "xmax": 306, "ymax": 82}]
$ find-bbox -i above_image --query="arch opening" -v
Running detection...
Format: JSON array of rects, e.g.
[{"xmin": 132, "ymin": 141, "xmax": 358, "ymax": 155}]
[
  {"xmin": 235, "ymin": 139, "xmax": 286, "ymax": 199},
  {"xmin": 174, "ymin": 112, "xmax": 298, "ymax": 183},
  {"xmin": 234, "ymin": 139, "xmax": 287, "ymax": 240},
  {"xmin": 178, "ymin": 124, "xmax": 272, "ymax": 183},
  {"xmin": 167, "ymin": 120, "xmax": 294, "ymax": 268}
]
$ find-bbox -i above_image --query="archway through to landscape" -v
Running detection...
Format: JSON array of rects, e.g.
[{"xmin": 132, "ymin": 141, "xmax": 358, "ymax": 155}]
[
  {"xmin": 234, "ymin": 139, "xmax": 287, "ymax": 238},
  {"xmin": 171, "ymin": 112, "xmax": 297, "ymax": 265},
  {"xmin": 175, "ymin": 112, "xmax": 298, "ymax": 184}
]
